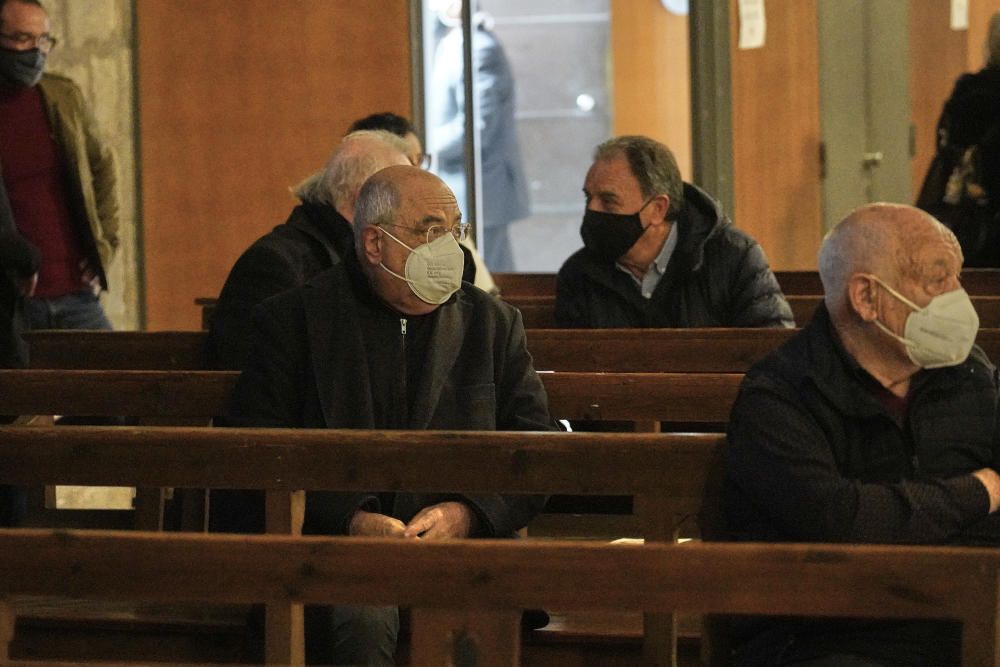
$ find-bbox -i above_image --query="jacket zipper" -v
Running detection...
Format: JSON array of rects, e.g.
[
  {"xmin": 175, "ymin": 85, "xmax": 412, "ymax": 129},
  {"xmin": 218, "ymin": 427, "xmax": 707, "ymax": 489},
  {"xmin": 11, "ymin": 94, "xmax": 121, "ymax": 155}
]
[{"xmin": 400, "ymin": 318, "xmax": 408, "ymax": 425}]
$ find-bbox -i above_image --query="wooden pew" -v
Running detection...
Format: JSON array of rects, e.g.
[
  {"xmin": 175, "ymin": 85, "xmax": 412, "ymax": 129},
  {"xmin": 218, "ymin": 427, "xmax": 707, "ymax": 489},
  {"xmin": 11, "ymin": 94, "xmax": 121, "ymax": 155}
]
[
  {"xmin": 507, "ymin": 294, "xmax": 1000, "ymax": 329},
  {"xmin": 493, "ymin": 269, "xmax": 1000, "ymax": 297},
  {"xmin": 25, "ymin": 328, "xmax": 1000, "ymax": 375},
  {"xmin": 0, "ymin": 425, "xmax": 722, "ymax": 665},
  {"xmin": 2, "ymin": 530, "xmax": 1000, "ymax": 666},
  {"xmin": 0, "ymin": 369, "xmax": 742, "ymax": 427}
]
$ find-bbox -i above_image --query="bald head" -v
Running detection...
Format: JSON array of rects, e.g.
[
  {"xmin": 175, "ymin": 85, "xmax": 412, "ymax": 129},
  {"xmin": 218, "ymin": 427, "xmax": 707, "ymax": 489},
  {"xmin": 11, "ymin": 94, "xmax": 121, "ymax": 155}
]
[
  {"xmin": 353, "ymin": 165, "xmax": 457, "ymax": 244},
  {"xmin": 292, "ymin": 129, "xmax": 409, "ymax": 219},
  {"xmin": 819, "ymin": 203, "xmax": 961, "ymax": 312}
]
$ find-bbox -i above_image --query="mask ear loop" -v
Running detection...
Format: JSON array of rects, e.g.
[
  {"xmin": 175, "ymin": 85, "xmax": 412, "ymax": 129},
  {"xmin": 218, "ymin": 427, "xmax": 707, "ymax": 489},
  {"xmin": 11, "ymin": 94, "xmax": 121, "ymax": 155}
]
[{"xmin": 376, "ymin": 226, "xmax": 418, "ymax": 285}]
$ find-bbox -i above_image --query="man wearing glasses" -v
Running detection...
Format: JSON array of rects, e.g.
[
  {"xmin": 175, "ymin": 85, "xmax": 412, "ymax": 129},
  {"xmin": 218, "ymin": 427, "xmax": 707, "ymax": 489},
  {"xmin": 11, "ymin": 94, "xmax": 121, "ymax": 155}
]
[
  {"xmin": 0, "ymin": 0, "xmax": 120, "ymax": 332},
  {"xmin": 220, "ymin": 165, "xmax": 554, "ymax": 665}
]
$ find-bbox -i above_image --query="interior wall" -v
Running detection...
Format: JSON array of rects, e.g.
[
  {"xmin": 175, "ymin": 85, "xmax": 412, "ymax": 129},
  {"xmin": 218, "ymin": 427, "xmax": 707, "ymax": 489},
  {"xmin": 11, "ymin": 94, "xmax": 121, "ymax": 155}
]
[
  {"xmin": 729, "ymin": 0, "xmax": 823, "ymax": 271},
  {"xmin": 137, "ymin": 0, "xmax": 412, "ymax": 330},
  {"xmin": 610, "ymin": 0, "xmax": 692, "ymax": 179},
  {"xmin": 910, "ymin": 0, "xmax": 1000, "ymax": 197}
]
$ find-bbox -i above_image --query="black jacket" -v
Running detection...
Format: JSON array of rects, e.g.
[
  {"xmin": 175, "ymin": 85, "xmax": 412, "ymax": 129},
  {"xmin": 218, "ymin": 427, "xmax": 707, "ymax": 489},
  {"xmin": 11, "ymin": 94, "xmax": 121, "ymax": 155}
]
[
  {"xmin": 0, "ymin": 230, "xmax": 39, "ymax": 369},
  {"xmin": 554, "ymin": 183, "xmax": 794, "ymax": 328},
  {"xmin": 722, "ymin": 305, "xmax": 999, "ymax": 665},
  {"xmin": 212, "ymin": 251, "xmax": 555, "ymax": 537},
  {"xmin": 207, "ymin": 203, "xmax": 355, "ymax": 370},
  {"xmin": 207, "ymin": 203, "xmax": 477, "ymax": 370}
]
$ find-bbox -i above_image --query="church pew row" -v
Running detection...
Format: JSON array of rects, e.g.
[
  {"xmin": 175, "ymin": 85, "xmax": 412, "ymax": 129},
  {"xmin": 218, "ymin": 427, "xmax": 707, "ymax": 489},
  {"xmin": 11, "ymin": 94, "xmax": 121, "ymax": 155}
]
[
  {"xmin": 508, "ymin": 294, "xmax": 1000, "ymax": 329},
  {"xmin": 2, "ymin": 529, "xmax": 1000, "ymax": 666},
  {"xmin": 24, "ymin": 327, "xmax": 1000, "ymax": 374},
  {"xmin": 0, "ymin": 425, "xmax": 721, "ymax": 665},
  {"xmin": 492, "ymin": 269, "xmax": 1000, "ymax": 298},
  {"xmin": 0, "ymin": 369, "xmax": 742, "ymax": 426}
]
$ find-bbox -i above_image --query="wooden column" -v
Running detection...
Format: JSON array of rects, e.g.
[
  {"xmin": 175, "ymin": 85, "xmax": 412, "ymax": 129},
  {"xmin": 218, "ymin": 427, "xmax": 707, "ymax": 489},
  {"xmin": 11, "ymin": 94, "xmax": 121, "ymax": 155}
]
[{"xmin": 265, "ymin": 490, "xmax": 306, "ymax": 666}]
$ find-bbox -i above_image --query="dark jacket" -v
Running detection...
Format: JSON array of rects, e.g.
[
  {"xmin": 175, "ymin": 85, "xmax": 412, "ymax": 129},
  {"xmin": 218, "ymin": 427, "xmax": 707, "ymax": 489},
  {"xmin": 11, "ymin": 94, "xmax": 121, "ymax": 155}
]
[
  {"xmin": 213, "ymin": 251, "xmax": 555, "ymax": 537},
  {"xmin": 554, "ymin": 183, "xmax": 794, "ymax": 328},
  {"xmin": 207, "ymin": 203, "xmax": 354, "ymax": 370},
  {"xmin": 722, "ymin": 305, "xmax": 999, "ymax": 665},
  {"xmin": 0, "ymin": 230, "xmax": 39, "ymax": 369},
  {"xmin": 207, "ymin": 203, "xmax": 477, "ymax": 370}
]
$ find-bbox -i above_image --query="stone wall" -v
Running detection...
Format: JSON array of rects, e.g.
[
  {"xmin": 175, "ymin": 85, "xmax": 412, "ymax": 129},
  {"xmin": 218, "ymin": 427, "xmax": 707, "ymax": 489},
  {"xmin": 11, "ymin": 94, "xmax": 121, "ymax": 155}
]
[{"xmin": 43, "ymin": 0, "xmax": 138, "ymax": 329}]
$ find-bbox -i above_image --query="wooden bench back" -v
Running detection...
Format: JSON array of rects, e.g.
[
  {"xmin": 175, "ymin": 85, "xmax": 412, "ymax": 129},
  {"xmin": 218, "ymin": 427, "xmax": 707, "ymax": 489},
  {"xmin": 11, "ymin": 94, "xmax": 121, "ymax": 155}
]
[
  {"xmin": 493, "ymin": 269, "xmax": 1000, "ymax": 297},
  {"xmin": 0, "ymin": 369, "xmax": 743, "ymax": 425},
  {"xmin": 25, "ymin": 328, "xmax": 1000, "ymax": 374},
  {"xmin": 2, "ymin": 530, "xmax": 999, "ymax": 666},
  {"xmin": 0, "ymin": 425, "xmax": 723, "ymax": 665}
]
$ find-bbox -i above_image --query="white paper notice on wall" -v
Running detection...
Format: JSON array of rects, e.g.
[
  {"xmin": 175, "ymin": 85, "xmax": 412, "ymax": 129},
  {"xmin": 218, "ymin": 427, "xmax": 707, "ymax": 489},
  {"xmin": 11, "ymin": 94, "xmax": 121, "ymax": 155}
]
[
  {"xmin": 738, "ymin": 0, "xmax": 767, "ymax": 50},
  {"xmin": 951, "ymin": 0, "xmax": 969, "ymax": 31}
]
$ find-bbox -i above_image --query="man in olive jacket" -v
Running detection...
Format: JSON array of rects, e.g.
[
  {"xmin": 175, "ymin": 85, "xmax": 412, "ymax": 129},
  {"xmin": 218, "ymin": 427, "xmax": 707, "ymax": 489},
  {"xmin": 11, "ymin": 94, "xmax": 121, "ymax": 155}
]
[
  {"xmin": 0, "ymin": 0, "xmax": 119, "ymax": 330},
  {"xmin": 555, "ymin": 135, "xmax": 792, "ymax": 328},
  {"xmin": 215, "ymin": 165, "xmax": 556, "ymax": 665}
]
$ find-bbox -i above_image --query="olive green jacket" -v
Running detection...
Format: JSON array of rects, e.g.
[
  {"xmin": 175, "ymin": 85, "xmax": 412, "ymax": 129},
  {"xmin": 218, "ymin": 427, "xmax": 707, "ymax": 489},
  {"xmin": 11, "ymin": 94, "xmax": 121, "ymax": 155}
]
[{"xmin": 36, "ymin": 72, "xmax": 120, "ymax": 290}]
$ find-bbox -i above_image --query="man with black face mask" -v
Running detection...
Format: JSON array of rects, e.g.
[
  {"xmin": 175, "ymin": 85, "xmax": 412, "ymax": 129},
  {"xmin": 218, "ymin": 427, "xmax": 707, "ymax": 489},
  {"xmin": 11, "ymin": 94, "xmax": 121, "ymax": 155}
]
[
  {"xmin": 0, "ymin": 0, "xmax": 119, "ymax": 332},
  {"xmin": 555, "ymin": 135, "xmax": 792, "ymax": 329}
]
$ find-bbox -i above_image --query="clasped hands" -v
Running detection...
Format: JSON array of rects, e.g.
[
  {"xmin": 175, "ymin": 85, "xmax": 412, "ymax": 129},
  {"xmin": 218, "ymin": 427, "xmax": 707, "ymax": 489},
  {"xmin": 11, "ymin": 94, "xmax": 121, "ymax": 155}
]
[{"xmin": 349, "ymin": 501, "xmax": 476, "ymax": 539}]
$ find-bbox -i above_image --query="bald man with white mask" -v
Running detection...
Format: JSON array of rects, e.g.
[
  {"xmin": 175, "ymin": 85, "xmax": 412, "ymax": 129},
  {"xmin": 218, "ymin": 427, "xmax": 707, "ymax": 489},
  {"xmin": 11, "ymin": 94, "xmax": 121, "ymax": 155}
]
[
  {"xmin": 722, "ymin": 203, "xmax": 1000, "ymax": 666},
  {"xmin": 223, "ymin": 165, "xmax": 556, "ymax": 665}
]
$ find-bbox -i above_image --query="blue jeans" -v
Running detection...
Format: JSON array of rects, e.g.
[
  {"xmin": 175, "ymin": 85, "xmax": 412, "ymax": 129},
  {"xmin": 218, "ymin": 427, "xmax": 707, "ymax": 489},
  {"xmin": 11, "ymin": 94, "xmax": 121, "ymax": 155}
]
[{"xmin": 25, "ymin": 289, "xmax": 112, "ymax": 330}]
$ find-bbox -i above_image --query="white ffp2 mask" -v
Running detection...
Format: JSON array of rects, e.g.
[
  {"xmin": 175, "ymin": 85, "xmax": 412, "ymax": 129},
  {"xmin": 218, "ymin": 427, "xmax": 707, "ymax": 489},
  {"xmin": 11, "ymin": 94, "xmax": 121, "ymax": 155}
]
[
  {"xmin": 869, "ymin": 275, "xmax": 979, "ymax": 369},
  {"xmin": 378, "ymin": 227, "xmax": 464, "ymax": 304}
]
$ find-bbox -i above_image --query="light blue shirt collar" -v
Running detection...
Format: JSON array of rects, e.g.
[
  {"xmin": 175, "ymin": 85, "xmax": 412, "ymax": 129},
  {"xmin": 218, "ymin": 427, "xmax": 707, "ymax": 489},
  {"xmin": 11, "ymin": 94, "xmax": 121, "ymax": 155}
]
[{"xmin": 616, "ymin": 222, "xmax": 678, "ymax": 299}]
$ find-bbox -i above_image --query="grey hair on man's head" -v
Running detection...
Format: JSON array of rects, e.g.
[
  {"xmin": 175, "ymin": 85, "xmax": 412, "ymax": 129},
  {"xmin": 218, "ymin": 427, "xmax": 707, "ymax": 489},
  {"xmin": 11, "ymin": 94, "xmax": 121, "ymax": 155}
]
[
  {"xmin": 353, "ymin": 174, "xmax": 402, "ymax": 250},
  {"xmin": 593, "ymin": 135, "xmax": 684, "ymax": 218},
  {"xmin": 292, "ymin": 129, "xmax": 409, "ymax": 209},
  {"xmin": 988, "ymin": 10, "xmax": 1000, "ymax": 68}
]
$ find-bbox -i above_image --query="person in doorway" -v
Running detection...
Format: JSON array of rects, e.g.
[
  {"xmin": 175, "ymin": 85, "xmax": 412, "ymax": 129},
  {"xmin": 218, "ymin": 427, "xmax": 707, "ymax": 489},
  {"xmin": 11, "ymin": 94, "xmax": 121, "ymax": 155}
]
[{"xmin": 427, "ymin": 0, "xmax": 529, "ymax": 271}]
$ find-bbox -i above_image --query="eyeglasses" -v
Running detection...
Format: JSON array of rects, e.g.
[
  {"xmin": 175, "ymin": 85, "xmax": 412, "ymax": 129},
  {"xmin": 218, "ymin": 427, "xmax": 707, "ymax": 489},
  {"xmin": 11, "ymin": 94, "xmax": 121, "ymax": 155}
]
[
  {"xmin": 0, "ymin": 31, "xmax": 57, "ymax": 53},
  {"xmin": 382, "ymin": 222, "xmax": 470, "ymax": 244}
]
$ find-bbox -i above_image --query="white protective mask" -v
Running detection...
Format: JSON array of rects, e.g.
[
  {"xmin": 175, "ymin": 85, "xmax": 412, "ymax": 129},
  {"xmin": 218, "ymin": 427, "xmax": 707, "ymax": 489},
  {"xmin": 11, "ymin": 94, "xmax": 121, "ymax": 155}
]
[
  {"xmin": 378, "ymin": 227, "xmax": 465, "ymax": 304},
  {"xmin": 869, "ymin": 275, "xmax": 979, "ymax": 369}
]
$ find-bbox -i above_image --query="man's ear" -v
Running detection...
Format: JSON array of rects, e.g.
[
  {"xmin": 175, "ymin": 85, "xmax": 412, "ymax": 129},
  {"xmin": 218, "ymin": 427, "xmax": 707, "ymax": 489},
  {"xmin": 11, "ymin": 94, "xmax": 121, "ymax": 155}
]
[
  {"xmin": 649, "ymin": 194, "xmax": 670, "ymax": 226},
  {"xmin": 847, "ymin": 274, "xmax": 879, "ymax": 321},
  {"xmin": 360, "ymin": 226, "xmax": 382, "ymax": 265}
]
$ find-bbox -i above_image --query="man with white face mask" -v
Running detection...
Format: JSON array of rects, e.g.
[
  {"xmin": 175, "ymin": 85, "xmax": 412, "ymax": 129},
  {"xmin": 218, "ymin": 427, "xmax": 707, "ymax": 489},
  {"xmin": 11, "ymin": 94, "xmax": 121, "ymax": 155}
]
[
  {"xmin": 226, "ymin": 165, "xmax": 556, "ymax": 665},
  {"xmin": 721, "ymin": 203, "xmax": 1000, "ymax": 666}
]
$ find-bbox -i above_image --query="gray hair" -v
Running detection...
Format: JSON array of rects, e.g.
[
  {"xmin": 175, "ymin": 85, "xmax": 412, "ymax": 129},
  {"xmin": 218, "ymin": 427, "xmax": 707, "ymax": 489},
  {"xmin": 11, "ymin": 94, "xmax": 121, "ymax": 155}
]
[
  {"xmin": 292, "ymin": 129, "xmax": 409, "ymax": 209},
  {"xmin": 988, "ymin": 10, "xmax": 1000, "ymax": 68},
  {"xmin": 353, "ymin": 175, "xmax": 402, "ymax": 250},
  {"xmin": 594, "ymin": 135, "xmax": 685, "ymax": 218}
]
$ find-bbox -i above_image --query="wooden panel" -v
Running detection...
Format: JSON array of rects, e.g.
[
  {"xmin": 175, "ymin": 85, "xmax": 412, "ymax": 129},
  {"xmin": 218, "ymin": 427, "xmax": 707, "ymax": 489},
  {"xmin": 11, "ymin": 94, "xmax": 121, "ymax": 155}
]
[
  {"xmin": 137, "ymin": 0, "xmax": 411, "ymax": 330},
  {"xmin": 730, "ymin": 0, "xmax": 822, "ymax": 270},
  {"xmin": 610, "ymin": 0, "xmax": 692, "ymax": 179},
  {"xmin": 0, "ymin": 530, "xmax": 996, "ymax": 622},
  {"xmin": 0, "ymin": 427, "xmax": 722, "ymax": 500}
]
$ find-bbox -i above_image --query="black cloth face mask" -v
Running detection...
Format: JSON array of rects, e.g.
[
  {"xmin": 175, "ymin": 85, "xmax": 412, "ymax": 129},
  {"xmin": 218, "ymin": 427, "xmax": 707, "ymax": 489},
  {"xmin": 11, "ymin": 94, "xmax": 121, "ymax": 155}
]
[
  {"xmin": 580, "ymin": 197, "xmax": 655, "ymax": 263},
  {"xmin": 0, "ymin": 47, "xmax": 45, "ymax": 88}
]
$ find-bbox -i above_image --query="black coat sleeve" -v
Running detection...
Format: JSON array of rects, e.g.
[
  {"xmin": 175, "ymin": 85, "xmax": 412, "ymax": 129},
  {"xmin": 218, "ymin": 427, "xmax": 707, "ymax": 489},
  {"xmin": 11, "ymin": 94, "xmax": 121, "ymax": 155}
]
[{"xmin": 726, "ymin": 382, "xmax": 990, "ymax": 544}]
